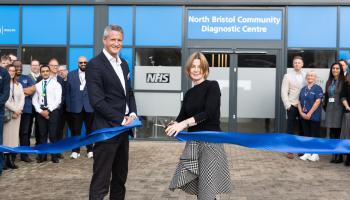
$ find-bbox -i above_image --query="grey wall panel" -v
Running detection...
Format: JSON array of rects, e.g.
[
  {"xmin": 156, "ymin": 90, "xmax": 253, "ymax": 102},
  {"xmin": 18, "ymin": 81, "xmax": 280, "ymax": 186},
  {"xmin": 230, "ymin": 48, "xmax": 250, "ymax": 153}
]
[{"xmin": 93, "ymin": 5, "xmax": 108, "ymax": 56}]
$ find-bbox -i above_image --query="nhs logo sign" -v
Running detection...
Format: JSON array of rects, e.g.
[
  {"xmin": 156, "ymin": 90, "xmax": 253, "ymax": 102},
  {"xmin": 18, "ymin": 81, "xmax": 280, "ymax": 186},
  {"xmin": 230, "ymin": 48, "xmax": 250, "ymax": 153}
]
[
  {"xmin": 146, "ymin": 73, "xmax": 170, "ymax": 83},
  {"xmin": 134, "ymin": 66, "xmax": 181, "ymax": 91}
]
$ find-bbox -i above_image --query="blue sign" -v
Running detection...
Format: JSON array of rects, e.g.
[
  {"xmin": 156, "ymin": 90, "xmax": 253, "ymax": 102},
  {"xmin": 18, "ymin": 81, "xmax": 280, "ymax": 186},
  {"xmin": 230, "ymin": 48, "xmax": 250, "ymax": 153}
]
[
  {"xmin": 0, "ymin": 6, "xmax": 20, "ymax": 44},
  {"xmin": 188, "ymin": 10, "xmax": 282, "ymax": 40}
]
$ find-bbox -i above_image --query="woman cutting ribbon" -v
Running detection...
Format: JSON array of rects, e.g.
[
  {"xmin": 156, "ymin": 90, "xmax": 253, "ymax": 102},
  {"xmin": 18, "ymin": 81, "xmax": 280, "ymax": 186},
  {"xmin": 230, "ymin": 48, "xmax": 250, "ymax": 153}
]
[{"xmin": 165, "ymin": 51, "xmax": 232, "ymax": 200}]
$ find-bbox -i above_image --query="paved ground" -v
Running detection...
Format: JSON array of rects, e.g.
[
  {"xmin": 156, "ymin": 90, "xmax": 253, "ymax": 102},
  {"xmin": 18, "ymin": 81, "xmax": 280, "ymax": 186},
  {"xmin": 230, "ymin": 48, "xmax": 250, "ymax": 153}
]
[{"xmin": 0, "ymin": 141, "xmax": 350, "ymax": 200}]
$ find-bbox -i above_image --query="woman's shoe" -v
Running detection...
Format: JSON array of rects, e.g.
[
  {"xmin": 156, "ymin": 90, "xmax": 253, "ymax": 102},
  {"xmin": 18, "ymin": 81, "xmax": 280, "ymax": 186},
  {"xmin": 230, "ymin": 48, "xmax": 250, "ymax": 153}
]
[
  {"xmin": 3, "ymin": 154, "xmax": 9, "ymax": 170},
  {"xmin": 344, "ymin": 155, "xmax": 350, "ymax": 166},
  {"xmin": 330, "ymin": 154, "xmax": 337, "ymax": 163},
  {"xmin": 300, "ymin": 153, "xmax": 311, "ymax": 161},
  {"xmin": 308, "ymin": 154, "xmax": 320, "ymax": 162},
  {"xmin": 334, "ymin": 154, "xmax": 343, "ymax": 163},
  {"xmin": 8, "ymin": 154, "xmax": 18, "ymax": 169}
]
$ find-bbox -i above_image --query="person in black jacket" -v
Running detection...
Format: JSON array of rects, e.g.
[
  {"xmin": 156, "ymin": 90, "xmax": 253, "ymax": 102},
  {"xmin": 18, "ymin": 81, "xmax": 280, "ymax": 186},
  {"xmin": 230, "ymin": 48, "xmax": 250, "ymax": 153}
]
[
  {"xmin": 0, "ymin": 65, "xmax": 11, "ymax": 175},
  {"xmin": 340, "ymin": 72, "xmax": 350, "ymax": 166},
  {"xmin": 166, "ymin": 51, "xmax": 232, "ymax": 200},
  {"xmin": 86, "ymin": 25, "xmax": 137, "ymax": 200}
]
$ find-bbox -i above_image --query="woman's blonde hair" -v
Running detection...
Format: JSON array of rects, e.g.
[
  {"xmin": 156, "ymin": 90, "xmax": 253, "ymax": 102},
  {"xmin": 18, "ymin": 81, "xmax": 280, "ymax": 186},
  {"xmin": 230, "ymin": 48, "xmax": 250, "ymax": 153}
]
[{"xmin": 185, "ymin": 51, "xmax": 209, "ymax": 80}]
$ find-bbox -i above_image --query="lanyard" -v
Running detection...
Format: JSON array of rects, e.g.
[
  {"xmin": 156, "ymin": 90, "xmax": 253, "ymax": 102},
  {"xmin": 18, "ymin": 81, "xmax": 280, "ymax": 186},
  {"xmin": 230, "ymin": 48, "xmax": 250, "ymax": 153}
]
[
  {"xmin": 328, "ymin": 80, "xmax": 337, "ymax": 97},
  {"xmin": 41, "ymin": 79, "xmax": 51, "ymax": 96},
  {"xmin": 303, "ymin": 85, "xmax": 314, "ymax": 113}
]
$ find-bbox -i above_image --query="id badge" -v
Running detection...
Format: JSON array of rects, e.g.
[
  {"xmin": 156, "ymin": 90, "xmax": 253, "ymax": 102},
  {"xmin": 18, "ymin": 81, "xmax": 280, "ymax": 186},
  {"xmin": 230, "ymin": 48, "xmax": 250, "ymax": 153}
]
[
  {"xmin": 80, "ymin": 85, "xmax": 85, "ymax": 91},
  {"xmin": 329, "ymin": 98, "xmax": 335, "ymax": 103}
]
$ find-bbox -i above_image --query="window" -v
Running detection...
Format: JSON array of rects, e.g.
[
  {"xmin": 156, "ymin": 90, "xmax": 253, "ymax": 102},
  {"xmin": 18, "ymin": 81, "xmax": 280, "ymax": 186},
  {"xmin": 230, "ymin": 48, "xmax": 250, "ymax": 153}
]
[
  {"xmin": 287, "ymin": 50, "xmax": 336, "ymax": 68},
  {"xmin": 135, "ymin": 48, "xmax": 181, "ymax": 66},
  {"xmin": 0, "ymin": 6, "xmax": 20, "ymax": 45},
  {"xmin": 109, "ymin": 6, "xmax": 133, "ymax": 46},
  {"xmin": 22, "ymin": 47, "xmax": 66, "ymax": 65},
  {"xmin": 287, "ymin": 7, "xmax": 337, "ymax": 48},
  {"xmin": 22, "ymin": 6, "xmax": 67, "ymax": 45},
  {"xmin": 70, "ymin": 6, "xmax": 94, "ymax": 45},
  {"xmin": 135, "ymin": 6, "xmax": 182, "ymax": 46}
]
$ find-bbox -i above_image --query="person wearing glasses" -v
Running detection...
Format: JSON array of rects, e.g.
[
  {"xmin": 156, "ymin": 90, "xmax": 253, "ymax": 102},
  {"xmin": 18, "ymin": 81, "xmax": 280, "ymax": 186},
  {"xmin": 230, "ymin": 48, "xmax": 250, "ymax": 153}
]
[
  {"xmin": 58, "ymin": 65, "xmax": 69, "ymax": 81},
  {"xmin": 47, "ymin": 58, "xmax": 66, "ymax": 159},
  {"xmin": 66, "ymin": 56, "xmax": 94, "ymax": 159}
]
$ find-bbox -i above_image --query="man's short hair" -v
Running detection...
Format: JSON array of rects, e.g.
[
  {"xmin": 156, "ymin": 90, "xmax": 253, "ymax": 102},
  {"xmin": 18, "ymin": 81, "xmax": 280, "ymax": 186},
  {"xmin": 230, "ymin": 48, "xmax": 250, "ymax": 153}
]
[
  {"xmin": 1, "ymin": 55, "xmax": 9, "ymax": 61},
  {"xmin": 293, "ymin": 56, "xmax": 303, "ymax": 62},
  {"xmin": 40, "ymin": 65, "xmax": 50, "ymax": 71},
  {"xmin": 103, "ymin": 25, "xmax": 124, "ymax": 38}
]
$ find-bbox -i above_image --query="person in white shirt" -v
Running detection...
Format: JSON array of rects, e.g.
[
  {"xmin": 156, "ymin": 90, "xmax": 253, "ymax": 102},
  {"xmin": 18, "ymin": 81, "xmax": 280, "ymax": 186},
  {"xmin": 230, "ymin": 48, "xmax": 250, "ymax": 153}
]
[
  {"xmin": 32, "ymin": 65, "xmax": 62, "ymax": 163},
  {"xmin": 281, "ymin": 56, "xmax": 306, "ymax": 159}
]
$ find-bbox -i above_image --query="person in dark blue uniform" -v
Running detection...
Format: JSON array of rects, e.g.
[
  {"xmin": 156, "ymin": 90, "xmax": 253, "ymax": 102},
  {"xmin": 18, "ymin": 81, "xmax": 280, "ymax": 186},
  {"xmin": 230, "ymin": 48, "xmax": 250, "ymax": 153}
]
[
  {"xmin": 14, "ymin": 60, "xmax": 36, "ymax": 162},
  {"xmin": 298, "ymin": 70, "xmax": 323, "ymax": 162}
]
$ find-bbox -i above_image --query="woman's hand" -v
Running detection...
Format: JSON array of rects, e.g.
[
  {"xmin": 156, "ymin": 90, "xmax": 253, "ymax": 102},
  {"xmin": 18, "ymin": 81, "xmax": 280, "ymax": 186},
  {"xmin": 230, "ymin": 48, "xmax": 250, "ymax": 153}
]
[
  {"xmin": 305, "ymin": 112, "xmax": 312, "ymax": 120},
  {"xmin": 12, "ymin": 113, "xmax": 18, "ymax": 119},
  {"xmin": 300, "ymin": 112, "xmax": 309, "ymax": 120},
  {"xmin": 165, "ymin": 121, "xmax": 187, "ymax": 137},
  {"xmin": 15, "ymin": 110, "xmax": 22, "ymax": 116}
]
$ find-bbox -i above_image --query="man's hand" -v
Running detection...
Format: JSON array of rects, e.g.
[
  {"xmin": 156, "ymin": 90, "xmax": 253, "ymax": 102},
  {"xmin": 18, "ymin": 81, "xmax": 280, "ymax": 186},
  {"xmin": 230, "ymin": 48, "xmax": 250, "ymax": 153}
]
[
  {"xmin": 40, "ymin": 110, "xmax": 50, "ymax": 120},
  {"xmin": 123, "ymin": 116, "xmax": 134, "ymax": 126}
]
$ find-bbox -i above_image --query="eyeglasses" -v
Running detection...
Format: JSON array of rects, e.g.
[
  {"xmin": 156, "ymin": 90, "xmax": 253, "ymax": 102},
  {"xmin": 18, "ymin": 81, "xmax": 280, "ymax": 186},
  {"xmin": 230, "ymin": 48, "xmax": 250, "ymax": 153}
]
[{"xmin": 79, "ymin": 61, "xmax": 87, "ymax": 65}]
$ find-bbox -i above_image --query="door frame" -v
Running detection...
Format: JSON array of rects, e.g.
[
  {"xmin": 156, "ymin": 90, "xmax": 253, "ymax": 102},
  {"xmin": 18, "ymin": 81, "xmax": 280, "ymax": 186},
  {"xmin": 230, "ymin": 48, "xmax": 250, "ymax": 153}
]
[{"xmin": 188, "ymin": 48, "xmax": 283, "ymax": 132}]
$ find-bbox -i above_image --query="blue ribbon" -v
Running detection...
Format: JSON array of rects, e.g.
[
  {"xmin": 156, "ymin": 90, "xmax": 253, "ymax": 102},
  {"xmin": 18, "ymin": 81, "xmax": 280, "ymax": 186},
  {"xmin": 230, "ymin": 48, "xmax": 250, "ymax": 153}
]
[
  {"xmin": 176, "ymin": 131, "xmax": 350, "ymax": 154},
  {"xmin": 0, "ymin": 119, "xmax": 142, "ymax": 154},
  {"xmin": 1, "ymin": 118, "xmax": 350, "ymax": 154}
]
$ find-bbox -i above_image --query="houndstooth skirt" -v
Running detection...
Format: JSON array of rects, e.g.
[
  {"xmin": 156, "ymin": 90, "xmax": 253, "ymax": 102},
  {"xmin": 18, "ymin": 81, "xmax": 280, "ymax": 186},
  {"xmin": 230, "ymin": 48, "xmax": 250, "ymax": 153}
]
[{"xmin": 169, "ymin": 141, "xmax": 233, "ymax": 200}]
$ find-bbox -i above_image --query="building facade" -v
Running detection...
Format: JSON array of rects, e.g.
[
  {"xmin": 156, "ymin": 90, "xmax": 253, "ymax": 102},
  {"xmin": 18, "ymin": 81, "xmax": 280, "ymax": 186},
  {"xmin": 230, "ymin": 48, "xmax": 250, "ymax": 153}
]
[{"xmin": 1, "ymin": 0, "xmax": 350, "ymax": 139}]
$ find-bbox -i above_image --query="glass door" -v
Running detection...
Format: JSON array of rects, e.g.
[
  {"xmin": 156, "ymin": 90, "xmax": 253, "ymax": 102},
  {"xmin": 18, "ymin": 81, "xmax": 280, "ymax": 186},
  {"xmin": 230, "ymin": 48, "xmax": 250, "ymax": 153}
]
[{"xmin": 233, "ymin": 49, "xmax": 279, "ymax": 133}]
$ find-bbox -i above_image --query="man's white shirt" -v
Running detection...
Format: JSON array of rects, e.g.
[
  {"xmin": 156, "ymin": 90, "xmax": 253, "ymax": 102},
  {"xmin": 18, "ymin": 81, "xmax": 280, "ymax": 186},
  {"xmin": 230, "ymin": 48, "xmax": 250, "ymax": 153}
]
[{"xmin": 32, "ymin": 78, "xmax": 62, "ymax": 113}]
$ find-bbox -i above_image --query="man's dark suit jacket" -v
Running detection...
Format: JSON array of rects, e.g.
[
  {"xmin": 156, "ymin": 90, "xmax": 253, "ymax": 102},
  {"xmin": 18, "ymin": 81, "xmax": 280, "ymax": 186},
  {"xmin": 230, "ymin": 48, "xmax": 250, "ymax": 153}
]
[
  {"xmin": 86, "ymin": 52, "xmax": 137, "ymax": 132},
  {"xmin": 66, "ymin": 69, "xmax": 93, "ymax": 113},
  {"xmin": 0, "ymin": 67, "xmax": 10, "ymax": 110}
]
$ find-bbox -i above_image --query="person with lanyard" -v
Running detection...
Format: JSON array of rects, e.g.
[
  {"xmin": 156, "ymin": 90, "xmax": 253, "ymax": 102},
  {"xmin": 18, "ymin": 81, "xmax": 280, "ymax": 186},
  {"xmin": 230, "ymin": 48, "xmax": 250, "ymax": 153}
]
[
  {"xmin": 298, "ymin": 70, "xmax": 323, "ymax": 162},
  {"xmin": 66, "ymin": 56, "xmax": 94, "ymax": 159},
  {"xmin": 324, "ymin": 63, "xmax": 345, "ymax": 163},
  {"xmin": 13, "ymin": 60, "xmax": 36, "ymax": 163},
  {"xmin": 32, "ymin": 65, "xmax": 62, "ymax": 163},
  {"xmin": 281, "ymin": 56, "xmax": 306, "ymax": 159}
]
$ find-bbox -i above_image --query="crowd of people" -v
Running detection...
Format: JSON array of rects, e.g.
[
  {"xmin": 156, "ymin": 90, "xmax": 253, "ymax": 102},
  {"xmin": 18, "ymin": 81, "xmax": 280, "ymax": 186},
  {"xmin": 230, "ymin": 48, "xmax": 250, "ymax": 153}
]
[
  {"xmin": 0, "ymin": 53, "xmax": 94, "ymax": 172},
  {"xmin": 282, "ymin": 56, "xmax": 350, "ymax": 165}
]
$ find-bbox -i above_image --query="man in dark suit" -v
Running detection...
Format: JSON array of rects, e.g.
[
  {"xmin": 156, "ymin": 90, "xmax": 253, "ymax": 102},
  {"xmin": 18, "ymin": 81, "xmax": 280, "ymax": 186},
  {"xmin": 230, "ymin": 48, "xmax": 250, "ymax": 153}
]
[
  {"xmin": 0, "ymin": 66, "xmax": 10, "ymax": 175},
  {"xmin": 66, "ymin": 56, "xmax": 94, "ymax": 159},
  {"xmin": 86, "ymin": 25, "xmax": 137, "ymax": 200}
]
